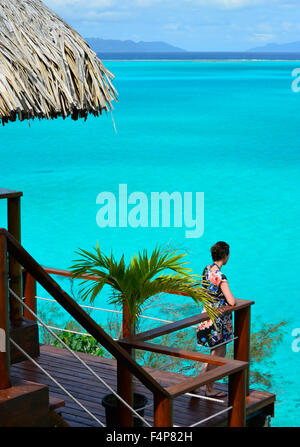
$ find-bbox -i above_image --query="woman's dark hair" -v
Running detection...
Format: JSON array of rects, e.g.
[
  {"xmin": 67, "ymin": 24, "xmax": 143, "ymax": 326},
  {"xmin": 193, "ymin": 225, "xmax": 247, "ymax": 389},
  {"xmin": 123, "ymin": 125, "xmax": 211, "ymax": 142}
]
[{"xmin": 211, "ymin": 241, "xmax": 230, "ymax": 261}]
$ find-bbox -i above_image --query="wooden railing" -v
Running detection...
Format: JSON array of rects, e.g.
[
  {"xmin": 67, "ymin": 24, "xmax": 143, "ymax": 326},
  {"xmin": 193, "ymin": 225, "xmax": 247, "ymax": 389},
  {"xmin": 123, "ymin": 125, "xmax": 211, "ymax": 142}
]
[
  {"xmin": 41, "ymin": 266, "xmax": 253, "ymax": 399},
  {"xmin": 0, "ymin": 228, "xmax": 252, "ymax": 427},
  {"xmin": 118, "ymin": 298, "xmax": 252, "ymax": 426},
  {"xmin": 38, "ymin": 269, "xmax": 253, "ymax": 426},
  {"xmin": 0, "ymin": 229, "xmax": 167, "ymax": 410}
]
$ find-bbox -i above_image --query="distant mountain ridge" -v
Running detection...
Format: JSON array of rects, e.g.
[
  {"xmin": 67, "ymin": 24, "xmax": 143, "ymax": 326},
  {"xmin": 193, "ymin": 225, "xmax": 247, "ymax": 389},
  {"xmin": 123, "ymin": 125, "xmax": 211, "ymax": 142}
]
[
  {"xmin": 248, "ymin": 41, "xmax": 300, "ymax": 52},
  {"xmin": 85, "ymin": 38, "xmax": 186, "ymax": 53}
]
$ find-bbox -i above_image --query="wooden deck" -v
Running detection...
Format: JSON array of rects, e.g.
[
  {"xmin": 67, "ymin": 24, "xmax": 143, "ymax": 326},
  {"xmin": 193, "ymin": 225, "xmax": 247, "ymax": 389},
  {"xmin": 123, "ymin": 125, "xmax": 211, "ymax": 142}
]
[{"xmin": 10, "ymin": 345, "xmax": 276, "ymax": 427}]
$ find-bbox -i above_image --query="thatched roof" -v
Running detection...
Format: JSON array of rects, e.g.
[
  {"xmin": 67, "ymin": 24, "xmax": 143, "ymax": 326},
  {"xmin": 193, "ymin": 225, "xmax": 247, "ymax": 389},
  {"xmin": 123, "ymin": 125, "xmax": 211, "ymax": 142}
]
[{"xmin": 0, "ymin": 0, "xmax": 117, "ymax": 125}]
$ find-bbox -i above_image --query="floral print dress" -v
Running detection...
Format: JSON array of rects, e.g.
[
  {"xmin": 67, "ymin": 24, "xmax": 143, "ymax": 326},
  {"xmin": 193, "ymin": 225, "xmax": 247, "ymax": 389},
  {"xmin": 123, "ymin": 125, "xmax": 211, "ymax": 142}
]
[{"xmin": 196, "ymin": 263, "xmax": 233, "ymax": 348}]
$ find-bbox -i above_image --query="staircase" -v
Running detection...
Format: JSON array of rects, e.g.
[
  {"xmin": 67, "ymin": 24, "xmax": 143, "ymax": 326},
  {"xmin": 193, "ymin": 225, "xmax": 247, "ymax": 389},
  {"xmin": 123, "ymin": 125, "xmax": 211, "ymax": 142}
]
[
  {"xmin": 0, "ymin": 378, "xmax": 68, "ymax": 427},
  {"xmin": 0, "ymin": 224, "xmax": 276, "ymax": 427}
]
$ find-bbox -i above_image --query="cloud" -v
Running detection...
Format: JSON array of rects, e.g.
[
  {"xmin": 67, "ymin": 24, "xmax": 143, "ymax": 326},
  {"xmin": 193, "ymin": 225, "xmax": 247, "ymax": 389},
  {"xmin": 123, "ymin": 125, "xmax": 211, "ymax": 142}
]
[
  {"xmin": 42, "ymin": 0, "xmax": 300, "ymax": 52},
  {"xmin": 185, "ymin": 0, "xmax": 267, "ymax": 9},
  {"xmin": 43, "ymin": 0, "xmax": 116, "ymax": 17},
  {"xmin": 162, "ymin": 23, "xmax": 193, "ymax": 35},
  {"xmin": 81, "ymin": 11, "xmax": 132, "ymax": 21},
  {"xmin": 44, "ymin": 0, "xmax": 131, "ymax": 23},
  {"xmin": 135, "ymin": 0, "xmax": 163, "ymax": 6},
  {"xmin": 278, "ymin": 2, "xmax": 298, "ymax": 8},
  {"xmin": 46, "ymin": 0, "xmax": 265, "ymax": 12},
  {"xmin": 45, "ymin": 0, "xmax": 113, "ymax": 7},
  {"xmin": 163, "ymin": 23, "xmax": 181, "ymax": 31},
  {"xmin": 248, "ymin": 33, "xmax": 276, "ymax": 42}
]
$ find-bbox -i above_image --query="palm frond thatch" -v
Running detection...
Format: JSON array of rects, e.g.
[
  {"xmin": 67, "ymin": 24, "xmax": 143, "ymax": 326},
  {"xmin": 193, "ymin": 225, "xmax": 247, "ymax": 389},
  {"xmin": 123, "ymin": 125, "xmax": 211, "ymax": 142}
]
[{"xmin": 0, "ymin": 0, "xmax": 117, "ymax": 125}]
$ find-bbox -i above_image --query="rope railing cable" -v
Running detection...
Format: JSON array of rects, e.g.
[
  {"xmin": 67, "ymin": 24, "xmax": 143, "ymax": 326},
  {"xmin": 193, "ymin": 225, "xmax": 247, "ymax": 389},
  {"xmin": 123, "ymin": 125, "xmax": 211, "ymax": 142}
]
[
  {"xmin": 10, "ymin": 288, "xmax": 151, "ymax": 427},
  {"xmin": 36, "ymin": 303, "xmax": 237, "ymax": 401},
  {"xmin": 17, "ymin": 292, "xmax": 239, "ymax": 423},
  {"xmin": 185, "ymin": 392, "xmax": 226, "ymax": 403},
  {"xmin": 9, "ymin": 338, "xmax": 105, "ymax": 427},
  {"xmin": 28, "ymin": 296, "xmax": 236, "ymax": 406},
  {"xmin": 37, "ymin": 323, "xmax": 118, "ymax": 340},
  {"xmin": 37, "ymin": 323, "xmax": 93, "ymax": 337},
  {"xmin": 199, "ymin": 336, "xmax": 238, "ymax": 353},
  {"xmin": 189, "ymin": 405, "xmax": 233, "ymax": 427},
  {"xmin": 36, "ymin": 296, "xmax": 174, "ymax": 324}
]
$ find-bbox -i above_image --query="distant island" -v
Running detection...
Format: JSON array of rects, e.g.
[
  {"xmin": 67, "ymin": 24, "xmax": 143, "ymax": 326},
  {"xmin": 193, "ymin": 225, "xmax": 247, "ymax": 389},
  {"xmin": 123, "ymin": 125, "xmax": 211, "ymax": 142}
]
[
  {"xmin": 248, "ymin": 40, "xmax": 300, "ymax": 52},
  {"xmin": 85, "ymin": 38, "xmax": 186, "ymax": 53}
]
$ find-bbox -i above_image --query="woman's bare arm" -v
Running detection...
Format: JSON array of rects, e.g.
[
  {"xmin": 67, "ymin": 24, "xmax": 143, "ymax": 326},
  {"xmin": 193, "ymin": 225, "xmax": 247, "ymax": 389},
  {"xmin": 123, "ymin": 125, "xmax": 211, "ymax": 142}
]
[{"xmin": 220, "ymin": 281, "xmax": 236, "ymax": 306}]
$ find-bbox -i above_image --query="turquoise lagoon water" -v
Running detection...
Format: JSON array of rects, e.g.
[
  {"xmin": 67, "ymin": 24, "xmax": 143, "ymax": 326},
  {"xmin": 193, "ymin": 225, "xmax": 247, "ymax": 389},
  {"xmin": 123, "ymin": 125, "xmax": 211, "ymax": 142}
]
[{"xmin": 1, "ymin": 61, "xmax": 300, "ymax": 426}]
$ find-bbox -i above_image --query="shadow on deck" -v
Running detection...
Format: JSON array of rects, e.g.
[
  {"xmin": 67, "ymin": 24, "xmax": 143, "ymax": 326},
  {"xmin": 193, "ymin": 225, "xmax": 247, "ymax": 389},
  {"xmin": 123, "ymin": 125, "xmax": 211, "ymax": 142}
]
[{"xmin": 11, "ymin": 345, "xmax": 275, "ymax": 427}]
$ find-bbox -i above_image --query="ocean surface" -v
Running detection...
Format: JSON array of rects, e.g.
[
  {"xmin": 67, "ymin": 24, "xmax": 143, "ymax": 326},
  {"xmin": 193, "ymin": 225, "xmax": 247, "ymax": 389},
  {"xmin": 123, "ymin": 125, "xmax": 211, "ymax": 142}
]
[
  {"xmin": 99, "ymin": 51, "xmax": 300, "ymax": 61},
  {"xmin": 1, "ymin": 58, "xmax": 300, "ymax": 426}
]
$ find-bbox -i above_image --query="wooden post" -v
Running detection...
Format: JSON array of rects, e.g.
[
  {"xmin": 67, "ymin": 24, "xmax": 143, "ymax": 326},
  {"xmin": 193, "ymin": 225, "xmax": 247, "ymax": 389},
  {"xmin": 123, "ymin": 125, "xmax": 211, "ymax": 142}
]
[
  {"xmin": 7, "ymin": 197, "xmax": 22, "ymax": 322},
  {"xmin": 228, "ymin": 369, "xmax": 246, "ymax": 427},
  {"xmin": 0, "ymin": 233, "xmax": 11, "ymax": 389},
  {"xmin": 117, "ymin": 349, "xmax": 134, "ymax": 427},
  {"xmin": 23, "ymin": 271, "xmax": 37, "ymax": 322},
  {"xmin": 154, "ymin": 392, "xmax": 172, "ymax": 427},
  {"xmin": 117, "ymin": 301, "xmax": 134, "ymax": 427},
  {"xmin": 234, "ymin": 306, "xmax": 251, "ymax": 395}
]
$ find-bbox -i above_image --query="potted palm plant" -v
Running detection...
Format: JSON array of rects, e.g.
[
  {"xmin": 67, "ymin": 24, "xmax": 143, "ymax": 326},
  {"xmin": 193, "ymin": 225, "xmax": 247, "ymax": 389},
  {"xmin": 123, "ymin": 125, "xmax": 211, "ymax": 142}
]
[{"xmin": 70, "ymin": 244, "xmax": 217, "ymax": 426}]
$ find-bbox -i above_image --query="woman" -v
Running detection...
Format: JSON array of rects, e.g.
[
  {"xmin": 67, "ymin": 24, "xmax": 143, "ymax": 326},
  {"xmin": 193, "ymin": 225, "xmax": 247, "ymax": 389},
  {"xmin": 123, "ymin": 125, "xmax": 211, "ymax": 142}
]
[{"xmin": 196, "ymin": 241, "xmax": 236, "ymax": 398}]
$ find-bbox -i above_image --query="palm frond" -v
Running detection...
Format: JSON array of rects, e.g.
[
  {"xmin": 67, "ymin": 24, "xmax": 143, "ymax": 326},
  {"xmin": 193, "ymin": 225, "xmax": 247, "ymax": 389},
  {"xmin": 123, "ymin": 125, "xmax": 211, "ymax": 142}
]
[{"xmin": 69, "ymin": 244, "xmax": 217, "ymax": 327}]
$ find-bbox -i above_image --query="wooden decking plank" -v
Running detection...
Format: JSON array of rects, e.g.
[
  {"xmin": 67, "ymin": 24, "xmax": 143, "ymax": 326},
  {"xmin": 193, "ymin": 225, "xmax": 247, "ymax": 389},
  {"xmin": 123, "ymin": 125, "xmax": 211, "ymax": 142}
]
[
  {"xmin": 11, "ymin": 359, "xmax": 228, "ymax": 421},
  {"xmin": 50, "ymin": 398, "xmax": 105, "ymax": 422},
  {"xmin": 14, "ymin": 353, "xmax": 197, "ymax": 398},
  {"xmin": 14, "ymin": 351, "xmax": 117, "ymax": 375},
  {"xmin": 12, "ymin": 356, "xmax": 272, "ymax": 420},
  {"xmin": 13, "ymin": 359, "xmax": 118, "ymax": 389},
  {"xmin": 24, "ymin": 361, "xmax": 118, "ymax": 388},
  {"xmin": 40, "ymin": 346, "xmax": 117, "ymax": 368},
  {"xmin": 10, "ymin": 345, "xmax": 275, "ymax": 427},
  {"xmin": 41, "ymin": 345, "xmax": 199, "ymax": 388},
  {"xmin": 15, "ymin": 351, "xmax": 273, "ymax": 412},
  {"xmin": 9, "ymin": 377, "xmax": 226, "ymax": 427},
  {"xmin": 11, "ymin": 368, "xmax": 117, "ymax": 407},
  {"xmin": 40, "ymin": 344, "xmax": 117, "ymax": 365},
  {"xmin": 40, "ymin": 345, "xmax": 182, "ymax": 378},
  {"xmin": 37, "ymin": 350, "xmax": 164, "ymax": 383},
  {"xmin": 11, "ymin": 368, "xmax": 221, "ymax": 427},
  {"xmin": 58, "ymin": 410, "xmax": 100, "ymax": 427}
]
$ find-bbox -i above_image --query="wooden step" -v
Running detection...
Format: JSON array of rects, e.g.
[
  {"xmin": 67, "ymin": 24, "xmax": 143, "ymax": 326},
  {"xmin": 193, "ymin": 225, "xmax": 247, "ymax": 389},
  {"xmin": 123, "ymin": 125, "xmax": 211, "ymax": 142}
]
[
  {"xmin": 10, "ymin": 317, "xmax": 40, "ymax": 364},
  {"xmin": 0, "ymin": 378, "xmax": 49, "ymax": 427},
  {"xmin": 49, "ymin": 396, "xmax": 65, "ymax": 411},
  {"xmin": 49, "ymin": 394, "xmax": 69, "ymax": 427}
]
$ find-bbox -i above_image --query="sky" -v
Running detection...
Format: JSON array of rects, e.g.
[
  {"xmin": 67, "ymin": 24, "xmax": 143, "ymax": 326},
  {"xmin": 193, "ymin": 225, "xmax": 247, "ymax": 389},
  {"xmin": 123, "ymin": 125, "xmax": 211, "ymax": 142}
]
[{"xmin": 44, "ymin": 0, "xmax": 300, "ymax": 51}]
